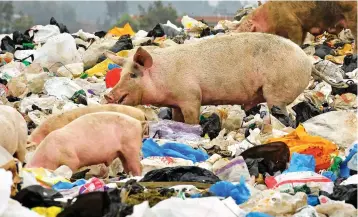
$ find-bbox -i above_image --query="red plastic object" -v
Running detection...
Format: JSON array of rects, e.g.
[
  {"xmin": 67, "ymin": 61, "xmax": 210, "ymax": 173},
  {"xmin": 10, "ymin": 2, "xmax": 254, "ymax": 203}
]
[{"xmin": 105, "ymin": 68, "xmax": 122, "ymax": 88}]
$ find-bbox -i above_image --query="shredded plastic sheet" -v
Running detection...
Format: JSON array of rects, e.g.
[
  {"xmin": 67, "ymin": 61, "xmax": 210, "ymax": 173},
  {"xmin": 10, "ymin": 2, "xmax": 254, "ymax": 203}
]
[{"xmin": 107, "ymin": 23, "xmax": 135, "ymax": 37}]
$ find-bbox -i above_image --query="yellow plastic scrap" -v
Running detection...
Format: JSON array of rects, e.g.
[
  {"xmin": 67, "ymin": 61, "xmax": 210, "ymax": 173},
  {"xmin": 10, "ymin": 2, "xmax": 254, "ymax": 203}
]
[
  {"xmin": 32, "ymin": 206, "xmax": 62, "ymax": 217},
  {"xmin": 107, "ymin": 23, "xmax": 135, "ymax": 37},
  {"xmin": 336, "ymin": 44, "xmax": 353, "ymax": 56},
  {"xmin": 325, "ymin": 55, "xmax": 345, "ymax": 64},
  {"xmin": 22, "ymin": 167, "xmax": 70, "ymax": 188},
  {"xmin": 85, "ymin": 50, "xmax": 129, "ymax": 77},
  {"xmin": 266, "ymin": 124, "xmax": 338, "ymax": 171}
]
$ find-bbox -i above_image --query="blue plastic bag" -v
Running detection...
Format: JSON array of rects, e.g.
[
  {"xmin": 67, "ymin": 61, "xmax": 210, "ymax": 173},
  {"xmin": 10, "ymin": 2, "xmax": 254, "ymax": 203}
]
[
  {"xmin": 340, "ymin": 143, "xmax": 358, "ymax": 178},
  {"xmin": 284, "ymin": 152, "xmax": 315, "ymax": 173},
  {"xmin": 52, "ymin": 179, "xmax": 86, "ymax": 191},
  {"xmin": 142, "ymin": 138, "xmax": 208, "ymax": 163},
  {"xmin": 209, "ymin": 177, "xmax": 250, "ymax": 205},
  {"xmin": 322, "ymin": 171, "xmax": 337, "ymax": 182},
  {"xmin": 246, "ymin": 212, "xmax": 273, "ymax": 217},
  {"xmin": 108, "ymin": 63, "xmax": 120, "ymax": 70},
  {"xmin": 307, "ymin": 195, "xmax": 319, "ymax": 206}
]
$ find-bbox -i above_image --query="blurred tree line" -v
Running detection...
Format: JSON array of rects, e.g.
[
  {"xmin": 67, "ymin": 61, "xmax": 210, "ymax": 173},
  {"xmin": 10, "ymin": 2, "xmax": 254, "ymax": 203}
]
[{"xmin": 1, "ymin": 1, "xmax": 181, "ymax": 33}]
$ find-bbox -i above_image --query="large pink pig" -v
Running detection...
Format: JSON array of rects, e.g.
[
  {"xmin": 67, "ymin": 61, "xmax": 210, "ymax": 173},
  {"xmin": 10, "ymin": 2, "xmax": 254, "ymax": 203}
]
[
  {"xmin": 104, "ymin": 32, "xmax": 347, "ymax": 125},
  {"xmin": 25, "ymin": 112, "xmax": 144, "ymax": 175},
  {"xmin": 0, "ymin": 105, "xmax": 27, "ymax": 162}
]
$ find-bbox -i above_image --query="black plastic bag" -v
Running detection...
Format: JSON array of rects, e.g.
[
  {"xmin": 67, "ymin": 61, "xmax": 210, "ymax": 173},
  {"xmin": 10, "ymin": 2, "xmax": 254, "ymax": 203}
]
[
  {"xmin": 94, "ymin": 31, "xmax": 107, "ymax": 38},
  {"xmin": 13, "ymin": 185, "xmax": 62, "ymax": 208},
  {"xmin": 314, "ymin": 44, "xmax": 334, "ymax": 59},
  {"xmin": 200, "ymin": 27, "xmax": 212, "ymax": 37},
  {"xmin": 341, "ymin": 54, "xmax": 357, "ymax": 73},
  {"xmin": 12, "ymin": 30, "xmax": 32, "ymax": 44},
  {"xmin": 140, "ymin": 166, "xmax": 221, "ymax": 184},
  {"xmin": 331, "ymin": 80, "xmax": 357, "ymax": 95},
  {"xmin": 200, "ymin": 113, "xmax": 221, "ymax": 140},
  {"xmin": 271, "ymin": 106, "xmax": 295, "ymax": 127},
  {"xmin": 123, "ymin": 179, "xmax": 144, "ymax": 196},
  {"xmin": 159, "ymin": 24, "xmax": 182, "ymax": 38},
  {"xmin": 320, "ymin": 184, "xmax": 357, "ymax": 208},
  {"xmin": 240, "ymin": 141, "xmax": 290, "ymax": 176},
  {"xmin": 50, "ymin": 17, "xmax": 69, "ymax": 33},
  {"xmin": 158, "ymin": 107, "xmax": 172, "ymax": 120},
  {"xmin": 244, "ymin": 158, "xmax": 264, "ymax": 177},
  {"xmin": 1, "ymin": 36, "xmax": 16, "ymax": 53},
  {"xmin": 103, "ymin": 189, "xmax": 134, "ymax": 217},
  {"xmin": 245, "ymin": 104, "xmax": 261, "ymax": 116},
  {"xmin": 147, "ymin": 24, "xmax": 165, "ymax": 38},
  {"xmin": 292, "ymin": 101, "xmax": 322, "ymax": 126},
  {"xmin": 96, "ymin": 35, "xmax": 133, "ymax": 63}
]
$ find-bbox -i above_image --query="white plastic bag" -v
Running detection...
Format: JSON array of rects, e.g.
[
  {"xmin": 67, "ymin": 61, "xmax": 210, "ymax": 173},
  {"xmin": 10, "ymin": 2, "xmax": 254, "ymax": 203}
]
[
  {"xmin": 32, "ymin": 33, "xmax": 82, "ymax": 71},
  {"xmin": 303, "ymin": 111, "xmax": 357, "ymax": 149},
  {"xmin": 141, "ymin": 156, "xmax": 193, "ymax": 176},
  {"xmin": 44, "ymin": 77, "xmax": 83, "ymax": 100},
  {"xmin": 214, "ymin": 156, "xmax": 251, "ymax": 182},
  {"xmin": 82, "ymin": 38, "xmax": 117, "ymax": 68},
  {"xmin": 28, "ymin": 25, "xmax": 61, "ymax": 44}
]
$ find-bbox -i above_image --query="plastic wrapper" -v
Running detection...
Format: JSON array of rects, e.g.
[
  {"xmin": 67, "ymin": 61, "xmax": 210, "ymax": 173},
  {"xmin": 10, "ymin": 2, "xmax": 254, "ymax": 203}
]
[{"xmin": 44, "ymin": 77, "xmax": 83, "ymax": 100}]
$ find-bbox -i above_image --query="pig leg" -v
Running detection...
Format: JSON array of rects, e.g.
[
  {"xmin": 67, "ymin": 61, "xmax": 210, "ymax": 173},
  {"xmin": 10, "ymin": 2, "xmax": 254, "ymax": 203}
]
[
  {"xmin": 14, "ymin": 146, "xmax": 26, "ymax": 163},
  {"xmin": 172, "ymin": 108, "xmax": 184, "ymax": 122},
  {"xmin": 180, "ymin": 103, "xmax": 201, "ymax": 124}
]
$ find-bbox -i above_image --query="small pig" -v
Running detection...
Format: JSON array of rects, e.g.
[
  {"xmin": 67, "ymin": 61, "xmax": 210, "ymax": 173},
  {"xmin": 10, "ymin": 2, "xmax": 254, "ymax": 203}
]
[
  {"xmin": 0, "ymin": 105, "xmax": 28, "ymax": 162},
  {"xmin": 28, "ymin": 104, "xmax": 147, "ymax": 145},
  {"xmin": 235, "ymin": 1, "xmax": 357, "ymax": 50},
  {"xmin": 104, "ymin": 32, "xmax": 347, "ymax": 124},
  {"xmin": 26, "ymin": 112, "xmax": 144, "ymax": 175}
]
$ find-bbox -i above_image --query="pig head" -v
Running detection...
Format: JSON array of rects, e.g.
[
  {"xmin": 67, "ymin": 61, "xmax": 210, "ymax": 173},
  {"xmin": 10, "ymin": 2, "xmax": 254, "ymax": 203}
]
[
  {"xmin": 104, "ymin": 47, "xmax": 157, "ymax": 106},
  {"xmin": 235, "ymin": 1, "xmax": 357, "ymax": 49}
]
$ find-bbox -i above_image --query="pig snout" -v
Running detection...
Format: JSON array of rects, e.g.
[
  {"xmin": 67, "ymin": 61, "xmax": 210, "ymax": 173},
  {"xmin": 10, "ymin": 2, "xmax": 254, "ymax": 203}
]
[{"xmin": 104, "ymin": 93, "xmax": 116, "ymax": 103}]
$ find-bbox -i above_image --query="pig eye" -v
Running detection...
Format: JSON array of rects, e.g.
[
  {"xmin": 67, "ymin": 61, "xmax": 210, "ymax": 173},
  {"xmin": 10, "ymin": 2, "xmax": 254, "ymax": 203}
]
[{"xmin": 130, "ymin": 73, "xmax": 137, "ymax": 78}]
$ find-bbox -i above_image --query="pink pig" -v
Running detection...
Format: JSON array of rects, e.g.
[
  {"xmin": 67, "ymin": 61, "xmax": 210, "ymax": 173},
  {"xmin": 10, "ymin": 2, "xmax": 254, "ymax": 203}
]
[
  {"xmin": 104, "ymin": 32, "xmax": 347, "ymax": 125},
  {"xmin": 26, "ymin": 112, "xmax": 144, "ymax": 175},
  {"xmin": 0, "ymin": 105, "xmax": 27, "ymax": 162}
]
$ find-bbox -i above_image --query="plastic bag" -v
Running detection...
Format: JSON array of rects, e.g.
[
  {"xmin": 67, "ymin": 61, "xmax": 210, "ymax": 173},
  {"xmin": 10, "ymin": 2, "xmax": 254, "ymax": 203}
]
[
  {"xmin": 82, "ymin": 37, "xmax": 117, "ymax": 68},
  {"xmin": 32, "ymin": 33, "xmax": 82, "ymax": 72},
  {"xmin": 57, "ymin": 63, "xmax": 84, "ymax": 78},
  {"xmin": 315, "ymin": 195, "xmax": 357, "ymax": 217},
  {"xmin": 28, "ymin": 25, "xmax": 61, "ymax": 44},
  {"xmin": 148, "ymin": 120, "xmax": 203, "ymax": 142},
  {"xmin": 107, "ymin": 23, "xmax": 135, "ymax": 37},
  {"xmin": 292, "ymin": 206, "xmax": 319, "ymax": 217},
  {"xmin": 240, "ymin": 142, "xmax": 290, "ymax": 176},
  {"xmin": 142, "ymin": 139, "xmax": 208, "ymax": 163},
  {"xmin": 331, "ymin": 93, "xmax": 357, "ymax": 110},
  {"xmin": 267, "ymin": 125, "xmax": 338, "ymax": 171},
  {"xmin": 140, "ymin": 166, "xmax": 220, "ymax": 184},
  {"xmin": 209, "ymin": 178, "xmax": 250, "ymax": 205},
  {"xmin": 320, "ymin": 184, "xmax": 357, "ymax": 208},
  {"xmin": 314, "ymin": 60, "xmax": 345, "ymax": 82},
  {"xmin": 96, "ymin": 35, "xmax": 133, "ymax": 63},
  {"xmin": 341, "ymin": 54, "xmax": 357, "ymax": 73},
  {"xmin": 240, "ymin": 190, "xmax": 307, "ymax": 216},
  {"xmin": 284, "ymin": 153, "xmax": 316, "ymax": 173},
  {"xmin": 303, "ymin": 111, "xmax": 357, "ymax": 149},
  {"xmin": 141, "ymin": 156, "xmax": 194, "ymax": 176},
  {"xmin": 292, "ymin": 101, "xmax": 321, "ymax": 126},
  {"xmin": 22, "ymin": 168, "xmax": 70, "ymax": 188},
  {"xmin": 213, "ymin": 156, "xmax": 251, "ymax": 182},
  {"xmin": 146, "ymin": 197, "xmax": 246, "ymax": 217},
  {"xmin": 200, "ymin": 113, "xmax": 221, "ymax": 140},
  {"xmin": 265, "ymin": 171, "xmax": 334, "ymax": 194},
  {"xmin": 44, "ymin": 77, "xmax": 83, "ymax": 100}
]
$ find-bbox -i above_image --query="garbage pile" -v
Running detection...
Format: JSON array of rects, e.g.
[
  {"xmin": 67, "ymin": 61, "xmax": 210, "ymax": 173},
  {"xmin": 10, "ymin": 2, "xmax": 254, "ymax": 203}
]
[{"xmin": 0, "ymin": 15, "xmax": 357, "ymax": 217}]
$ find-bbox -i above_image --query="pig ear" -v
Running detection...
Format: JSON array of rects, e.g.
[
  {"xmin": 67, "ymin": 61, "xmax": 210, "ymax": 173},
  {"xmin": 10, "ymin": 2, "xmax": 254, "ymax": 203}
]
[
  {"xmin": 104, "ymin": 50, "xmax": 125, "ymax": 66},
  {"xmin": 133, "ymin": 47, "xmax": 153, "ymax": 69}
]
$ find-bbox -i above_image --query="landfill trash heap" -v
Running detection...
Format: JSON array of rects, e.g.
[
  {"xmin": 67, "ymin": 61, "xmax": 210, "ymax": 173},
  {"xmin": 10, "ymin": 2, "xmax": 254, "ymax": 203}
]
[{"xmin": 0, "ymin": 11, "xmax": 357, "ymax": 217}]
